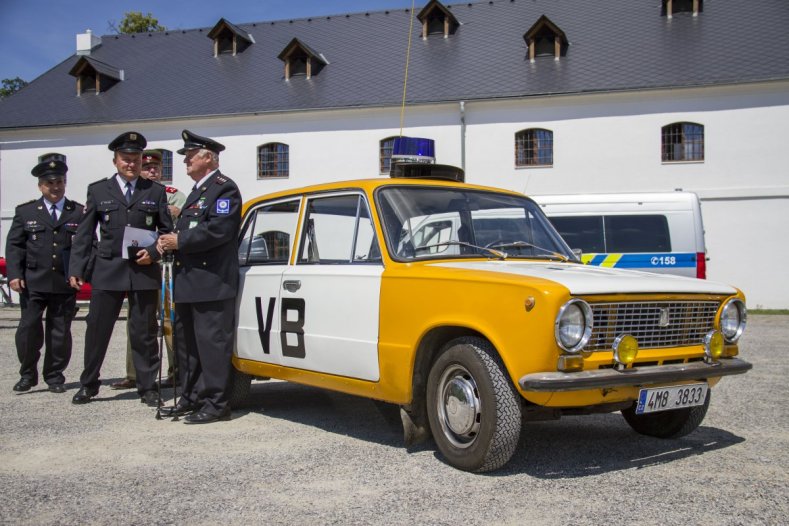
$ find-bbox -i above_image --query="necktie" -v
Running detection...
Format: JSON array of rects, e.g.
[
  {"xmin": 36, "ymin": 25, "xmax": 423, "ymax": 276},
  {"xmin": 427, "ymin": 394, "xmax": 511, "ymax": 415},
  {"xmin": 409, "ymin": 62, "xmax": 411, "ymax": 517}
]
[
  {"xmin": 125, "ymin": 182, "xmax": 132, "ymax": 203},
  {"xmin": 50, "ymin": 204, "xmax": 58, "ymax": 222}
]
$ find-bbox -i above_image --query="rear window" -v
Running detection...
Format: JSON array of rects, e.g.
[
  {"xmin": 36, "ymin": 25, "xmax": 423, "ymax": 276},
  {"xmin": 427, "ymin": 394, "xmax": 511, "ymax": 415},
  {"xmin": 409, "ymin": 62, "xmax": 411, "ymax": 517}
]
[{"xmin": 549, "ymin": 215, "xmax": 671, "ymax": 253}]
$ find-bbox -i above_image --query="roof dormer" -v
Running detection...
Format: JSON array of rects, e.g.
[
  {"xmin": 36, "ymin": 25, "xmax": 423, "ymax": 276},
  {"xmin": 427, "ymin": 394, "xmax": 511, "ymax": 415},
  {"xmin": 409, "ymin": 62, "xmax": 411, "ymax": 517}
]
[
  {"xmin": 207, "ymin": 18, "xmax": 254, "ymax": 56},
  {"xmin": 277, "ymin": 38, "xmax": 328, "ymax": 80},
  {"xmin": 662, "ymin": 0, "xmax": 703, "ymax": 18},
  {"xmin": 417, "ymin": 0, "xmax": 459, "ymax": 39},
  {"xmin": 524, "ymin": 15, "xmax": 568, "ymax": 62},
  {"xmin": 68, "ymin": 56, "xmax": 123, "ymax": 96}
]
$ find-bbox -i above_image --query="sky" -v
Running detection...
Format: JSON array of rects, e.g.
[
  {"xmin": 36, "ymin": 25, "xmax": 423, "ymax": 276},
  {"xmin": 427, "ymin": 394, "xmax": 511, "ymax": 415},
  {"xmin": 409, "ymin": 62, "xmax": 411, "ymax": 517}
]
[{"xmin": 0, "ymin": 0, "xmax": 418, "ymax": 82}]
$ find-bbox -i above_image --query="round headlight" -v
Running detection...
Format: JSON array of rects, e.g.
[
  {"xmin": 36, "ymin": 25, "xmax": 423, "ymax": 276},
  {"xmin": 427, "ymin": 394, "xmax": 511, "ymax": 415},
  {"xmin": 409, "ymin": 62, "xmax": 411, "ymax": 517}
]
[
  {"xmin": 720, "ymin": 299, "xmax": 747, "ymax": 343},
  {"xmin": 555, "ymin": 299, "xmax": 593, "ymax": 353}
]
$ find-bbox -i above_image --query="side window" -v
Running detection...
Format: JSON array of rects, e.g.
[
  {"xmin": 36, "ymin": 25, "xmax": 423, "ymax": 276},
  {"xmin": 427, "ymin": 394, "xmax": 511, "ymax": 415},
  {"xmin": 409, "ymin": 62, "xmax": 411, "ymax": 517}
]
[
  {"xmin": 548, "ymin": 216, "xmax": 605, "ymax": 253},
  {"xmin": 298, "ymin": 194, "xmax": 381, "ymax": 264},
  {"xmin": 605, "ymin": 215, "xmax": 671, "ymax": 252},
  {"xmin": 238, "ymin": 199, "xmax": 301, "ymax": 266}
]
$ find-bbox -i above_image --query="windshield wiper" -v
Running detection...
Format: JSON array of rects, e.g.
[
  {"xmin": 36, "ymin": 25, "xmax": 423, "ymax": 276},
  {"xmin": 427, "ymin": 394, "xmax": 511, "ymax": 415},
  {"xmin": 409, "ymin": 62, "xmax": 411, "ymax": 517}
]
[
  {"xmin": 415, "ymin": 241, "xmax": 508, "ymax": 260},
  {"xmin": 486, "ymin": 241, "xmax": 570, "ymax": 262}
]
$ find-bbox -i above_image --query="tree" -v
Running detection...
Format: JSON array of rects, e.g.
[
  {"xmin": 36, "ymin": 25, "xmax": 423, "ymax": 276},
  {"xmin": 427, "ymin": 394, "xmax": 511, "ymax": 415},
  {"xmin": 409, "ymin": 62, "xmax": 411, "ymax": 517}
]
[
  {"xmin": 0, "ymin": 77, "xmax": 28, "ymax": 99},
  {"xmin": 109, "ymin": 11, "xmax": 166, "ymax": 34}
]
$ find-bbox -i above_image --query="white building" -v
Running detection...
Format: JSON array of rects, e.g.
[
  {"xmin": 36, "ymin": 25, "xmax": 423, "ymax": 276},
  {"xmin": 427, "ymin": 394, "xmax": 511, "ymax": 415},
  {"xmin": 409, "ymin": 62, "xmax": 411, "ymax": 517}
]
[{"xmin": 2, "ymin": 1, "xmax": 788, "ymax": 307}]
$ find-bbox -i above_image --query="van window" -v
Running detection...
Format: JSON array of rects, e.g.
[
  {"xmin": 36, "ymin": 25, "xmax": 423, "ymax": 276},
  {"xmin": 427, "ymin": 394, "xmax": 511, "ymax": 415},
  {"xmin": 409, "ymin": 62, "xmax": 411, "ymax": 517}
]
[{"xmin": 549, "ymin": 215, "xmax": 671, "ymax": 253}]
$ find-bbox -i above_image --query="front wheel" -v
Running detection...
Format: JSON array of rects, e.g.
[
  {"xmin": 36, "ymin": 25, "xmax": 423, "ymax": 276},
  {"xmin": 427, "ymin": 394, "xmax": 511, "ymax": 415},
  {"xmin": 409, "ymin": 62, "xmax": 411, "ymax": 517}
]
[
  {"xmin": 621, "ymin": 390, "xmax": 711, "ymax": 438},
  {"xmin": 426, "ymin": 337, "xmax": 522, "ymax": 472},
  {"xmin": 227, "ymin": 368, "xmax": 252, "ymax": 409}
]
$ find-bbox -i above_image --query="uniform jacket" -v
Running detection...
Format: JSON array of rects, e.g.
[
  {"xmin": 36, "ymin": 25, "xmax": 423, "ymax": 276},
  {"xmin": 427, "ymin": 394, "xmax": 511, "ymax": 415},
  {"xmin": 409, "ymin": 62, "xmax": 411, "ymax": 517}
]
[
  {"xmin": 173, "ymin": 170, "xmax": 241, "ymax": 303},
  {"xmin": 5, "ymin": 197, "xmax": 85, "ymax": 294},
  {"xmin": 70, "ymin": 175, "xmax": 172, "ymax": 291}
]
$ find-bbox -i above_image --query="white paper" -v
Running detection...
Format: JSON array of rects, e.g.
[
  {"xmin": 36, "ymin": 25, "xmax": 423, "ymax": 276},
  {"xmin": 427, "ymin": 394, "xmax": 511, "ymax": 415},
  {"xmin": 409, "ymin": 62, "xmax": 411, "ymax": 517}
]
[{"xmin": 122, "ymin": 226, "xmax": 158, "ymax": 260}]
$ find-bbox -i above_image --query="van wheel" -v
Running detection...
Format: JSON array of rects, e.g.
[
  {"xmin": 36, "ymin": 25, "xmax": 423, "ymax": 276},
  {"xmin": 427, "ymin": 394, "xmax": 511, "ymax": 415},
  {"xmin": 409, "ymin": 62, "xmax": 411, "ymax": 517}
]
[
  {"xmin": 426, "ymin": 337, "xmax": 522, "ymax": 472},
  {"xmin": 228, "ymin": 368, "xmax": 252, "ymax": 409},
  {"xmin": 621, "ymin": 390, "xmax": 710, "ymax": 438}
]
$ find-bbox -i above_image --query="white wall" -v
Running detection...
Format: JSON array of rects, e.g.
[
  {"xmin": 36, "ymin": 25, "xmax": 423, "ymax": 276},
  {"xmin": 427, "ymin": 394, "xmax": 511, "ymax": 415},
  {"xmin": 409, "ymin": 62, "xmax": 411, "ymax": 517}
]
[{"xmin": 2, "ymin": 81, "xmax": 787, "ymax": 307}]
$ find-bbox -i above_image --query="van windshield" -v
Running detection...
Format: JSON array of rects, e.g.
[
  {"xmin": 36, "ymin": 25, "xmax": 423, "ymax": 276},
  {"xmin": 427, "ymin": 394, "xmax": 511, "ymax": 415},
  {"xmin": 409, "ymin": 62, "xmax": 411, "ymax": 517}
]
[{"xmin": 376, "ymin": 186, "xmax": 574, "ymax": 261}]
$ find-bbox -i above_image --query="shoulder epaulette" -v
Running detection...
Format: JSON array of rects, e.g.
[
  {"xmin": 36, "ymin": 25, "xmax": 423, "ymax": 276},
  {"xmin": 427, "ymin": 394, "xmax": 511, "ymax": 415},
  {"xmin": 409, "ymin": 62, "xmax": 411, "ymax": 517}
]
[
  {"xmin": 16, "ymin": 199, "xmax": 37, "ymax": 208},
  {"xmin": 87, "ymin": 177, "xmax": 109, "ymax": 187},
  {"xmin": 165, "ymin": 186, "xmax": 179, "ymax": 194},
  {"xmin": 215, "ymin": 176, "xmax": 228, "ymax": 185}
]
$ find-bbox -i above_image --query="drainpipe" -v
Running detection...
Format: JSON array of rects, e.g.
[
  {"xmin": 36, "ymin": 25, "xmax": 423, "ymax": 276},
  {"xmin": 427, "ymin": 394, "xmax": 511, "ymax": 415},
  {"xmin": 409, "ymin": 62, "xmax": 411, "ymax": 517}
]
[{"xmin": 459, "ymin": 101, "xmax": 466, "ymax": 173}]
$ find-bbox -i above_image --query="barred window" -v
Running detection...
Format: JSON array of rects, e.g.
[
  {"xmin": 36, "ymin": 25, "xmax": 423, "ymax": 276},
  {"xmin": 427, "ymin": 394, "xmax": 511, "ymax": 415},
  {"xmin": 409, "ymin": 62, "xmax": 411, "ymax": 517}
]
[
  {"xmin": 257, "ymin": 143, "xmax": 289, "ymax": 179},
  {"xmin": 160, "ymin": 149, "xmax": 173, "ymax": 183},
  {"xmin": 515, "ymin": 128, "xmax": 553, "ymax": 167},
  {"xmin": 379, "ymin": 136, "xmax": 397, "ymax": 174},
  {"xmin": 662, "ymin": 122, "xmax": 704, "ymax": 162}
]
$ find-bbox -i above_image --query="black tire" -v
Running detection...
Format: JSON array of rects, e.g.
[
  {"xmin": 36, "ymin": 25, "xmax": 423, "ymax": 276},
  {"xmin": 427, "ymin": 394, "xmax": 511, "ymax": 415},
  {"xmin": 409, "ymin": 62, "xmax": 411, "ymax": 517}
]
[
  {"xmin": 621, "ymin": 390, "xmax": 711, "ymax": 438},
  {"xmin": 227, "ymin": 368, "xmax": 252, "ymax": 409},
  {"xmin": 426, "ymin": 337, "xmax": 522, "ymax": 472}
]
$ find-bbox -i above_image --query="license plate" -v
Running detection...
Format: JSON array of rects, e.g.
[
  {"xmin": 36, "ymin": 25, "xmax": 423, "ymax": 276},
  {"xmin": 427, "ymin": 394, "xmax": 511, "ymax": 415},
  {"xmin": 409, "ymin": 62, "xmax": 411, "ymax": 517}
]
[{"xmin": 635, "ymin": 383, "xmax": 708, "ymax": 415}]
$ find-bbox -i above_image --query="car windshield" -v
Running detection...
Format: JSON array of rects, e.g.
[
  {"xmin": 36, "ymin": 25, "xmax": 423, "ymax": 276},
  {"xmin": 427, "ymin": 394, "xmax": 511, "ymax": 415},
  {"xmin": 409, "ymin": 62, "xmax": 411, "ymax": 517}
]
[{"xmin": 376, "ymin": 186, "xmax": 575, "ymax": 261}]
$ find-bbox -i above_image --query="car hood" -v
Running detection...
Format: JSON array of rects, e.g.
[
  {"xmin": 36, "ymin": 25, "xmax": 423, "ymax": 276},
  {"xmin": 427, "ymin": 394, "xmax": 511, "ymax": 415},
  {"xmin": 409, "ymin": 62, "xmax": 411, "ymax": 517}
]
[{"xmin": 433, "ymin": 260, "xmax": 738, "ymax": 295}]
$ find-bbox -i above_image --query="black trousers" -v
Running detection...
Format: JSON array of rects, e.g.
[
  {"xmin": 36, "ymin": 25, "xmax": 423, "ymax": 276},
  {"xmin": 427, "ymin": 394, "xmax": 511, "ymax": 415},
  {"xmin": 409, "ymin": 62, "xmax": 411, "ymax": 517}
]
[
  {"xmin": 174, "ymin": 298, "xmax": 235, "ymax": 416},
  {"xmin": 15, "ymin": 289, "xmax": 76, "ymax": 386},
  {"xmin": 80, "ymin": 289, "xmax": 159, "ymax": 394}
]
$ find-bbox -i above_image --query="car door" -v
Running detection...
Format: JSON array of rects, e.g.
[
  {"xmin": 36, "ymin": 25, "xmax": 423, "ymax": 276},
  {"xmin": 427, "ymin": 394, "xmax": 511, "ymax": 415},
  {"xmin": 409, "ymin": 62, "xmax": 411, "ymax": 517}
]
[
  {"xmin": 236, "ymin": 197, "xmax": 302, "ymax": 365},
  {"xmin": 280, "ymin": 191, "xmax": 383, "ymax": 381}
]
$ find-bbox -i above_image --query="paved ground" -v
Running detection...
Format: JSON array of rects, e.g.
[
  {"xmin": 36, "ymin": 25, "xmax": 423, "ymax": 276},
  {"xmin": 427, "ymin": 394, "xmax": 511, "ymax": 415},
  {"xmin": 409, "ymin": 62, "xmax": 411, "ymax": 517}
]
[{"xmin": 0, "ymin": 306, "xmax": 786, "ymax": 525}]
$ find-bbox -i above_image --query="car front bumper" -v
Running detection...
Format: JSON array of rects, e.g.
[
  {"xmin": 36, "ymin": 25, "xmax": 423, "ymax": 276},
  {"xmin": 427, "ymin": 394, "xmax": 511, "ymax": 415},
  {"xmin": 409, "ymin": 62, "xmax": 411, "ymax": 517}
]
[{"xmin": 519, "ymin": 358, "xmax": 752, "ymax": 392}]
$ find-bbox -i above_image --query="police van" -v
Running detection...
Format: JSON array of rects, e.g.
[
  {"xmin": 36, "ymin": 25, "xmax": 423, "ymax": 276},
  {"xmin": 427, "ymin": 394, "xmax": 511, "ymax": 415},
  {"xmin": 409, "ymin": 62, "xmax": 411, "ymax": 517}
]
[{"xmin": 532, "ymin": 192, "xmax": 707, "ymax": 279}]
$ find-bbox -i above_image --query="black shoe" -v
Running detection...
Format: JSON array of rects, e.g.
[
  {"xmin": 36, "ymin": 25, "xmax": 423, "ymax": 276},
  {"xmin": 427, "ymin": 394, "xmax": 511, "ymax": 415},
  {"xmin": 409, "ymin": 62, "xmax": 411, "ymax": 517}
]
[
  {"xmin": 140, "ymin": 391, "xmax": 161, "ymax": 407},
  {"xmin": 111, "ymin": 378, "xmax": 136, "ymax": 390},
  {"xmin": 157, "ymin": 376, "xmax": 175, "ymax": 389},
  {"xmin": 159, "ymin": 403, "xmax": 198, "ymax": 418},
  {"xmin": 72, "ymin": 386, "xmax": 98, "ymax": 404},
  {"xmin": 13, "ymin": 378, "xmax": 37, "ymax": 392},
  {"xmin": 184, "ymin": 409, "xmax": 231, "ymax": 424},
  {"xmin": 48, "ymin": 384, "xmax": 66, "ymax": 393}
]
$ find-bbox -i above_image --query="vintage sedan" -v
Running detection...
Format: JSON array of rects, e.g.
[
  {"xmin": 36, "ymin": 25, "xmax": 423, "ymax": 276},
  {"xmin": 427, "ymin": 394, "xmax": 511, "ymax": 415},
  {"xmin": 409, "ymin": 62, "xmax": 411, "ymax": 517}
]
[{"xmin": 230, "ymin": 172, "xmax": 750, "ymax": 472}]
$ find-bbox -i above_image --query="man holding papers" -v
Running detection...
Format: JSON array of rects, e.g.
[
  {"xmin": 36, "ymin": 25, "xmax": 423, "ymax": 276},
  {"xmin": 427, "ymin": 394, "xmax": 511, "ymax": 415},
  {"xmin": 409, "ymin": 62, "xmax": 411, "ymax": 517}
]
[{"xmin": 68, "ymin": 131, "xmax": 173, "ymax": 406}]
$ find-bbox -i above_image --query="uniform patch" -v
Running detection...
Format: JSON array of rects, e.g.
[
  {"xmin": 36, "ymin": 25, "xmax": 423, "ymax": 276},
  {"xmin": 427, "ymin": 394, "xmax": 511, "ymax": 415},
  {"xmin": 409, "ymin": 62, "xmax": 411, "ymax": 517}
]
[{"xmin": 216, "ymin": 199, "xmax": 230, "ymax": 214}]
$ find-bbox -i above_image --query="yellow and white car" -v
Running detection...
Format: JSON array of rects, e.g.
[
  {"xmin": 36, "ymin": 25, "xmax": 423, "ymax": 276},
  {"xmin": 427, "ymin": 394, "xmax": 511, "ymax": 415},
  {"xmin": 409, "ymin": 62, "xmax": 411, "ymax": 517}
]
[{"xmin": 231, "ymin": 172, "xmax": 750, "ymax": 472}]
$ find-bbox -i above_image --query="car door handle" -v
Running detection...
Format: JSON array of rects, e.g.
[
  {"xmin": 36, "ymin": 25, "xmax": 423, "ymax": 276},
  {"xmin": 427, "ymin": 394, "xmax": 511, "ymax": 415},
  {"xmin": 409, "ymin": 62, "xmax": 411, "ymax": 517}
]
[{"xmin": 282, "ymin": 280, "xmax": 301, "ymax": 292}]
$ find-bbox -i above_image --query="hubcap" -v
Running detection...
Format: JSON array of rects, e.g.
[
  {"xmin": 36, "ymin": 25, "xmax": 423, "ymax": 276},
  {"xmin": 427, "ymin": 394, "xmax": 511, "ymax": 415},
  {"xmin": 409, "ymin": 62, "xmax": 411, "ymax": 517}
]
[{"xmin": 436, "ymin": 364, "xmax": 481, "ymax": 448}]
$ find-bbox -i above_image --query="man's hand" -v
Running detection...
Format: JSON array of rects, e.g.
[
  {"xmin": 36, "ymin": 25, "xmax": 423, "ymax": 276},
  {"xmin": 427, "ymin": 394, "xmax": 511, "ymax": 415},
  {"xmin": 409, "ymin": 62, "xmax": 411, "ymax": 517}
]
[
  {"xmin": 168, "ymin": 205, "xmax": 181, "ymax": 218},
  {"xmin": 68, "ymin": 276, "xmax": 83, "ymax": 290},
  {"xmin": 136, "ymin": 249, "xmax": 153, "ymax": 266},
  {"xmin": 9, "ymin": 279, "xmax": 25, "ymax": 293},
  {"xmin": 158, "ymin": 233, "xmax": 179, "ymax": 252}
]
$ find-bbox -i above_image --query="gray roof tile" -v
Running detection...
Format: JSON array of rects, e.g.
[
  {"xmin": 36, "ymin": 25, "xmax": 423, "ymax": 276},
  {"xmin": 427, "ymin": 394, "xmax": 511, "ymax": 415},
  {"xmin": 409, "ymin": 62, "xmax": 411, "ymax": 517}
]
[{"xmin": 2, "ymin": 0, "xmax": 788, "ymax": 129}]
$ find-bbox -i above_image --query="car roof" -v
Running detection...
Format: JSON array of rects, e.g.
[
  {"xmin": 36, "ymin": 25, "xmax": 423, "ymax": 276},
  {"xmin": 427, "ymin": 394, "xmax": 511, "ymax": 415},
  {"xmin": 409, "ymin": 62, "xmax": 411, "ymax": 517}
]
[{"xmin": 243, "ymin": 177, "xmax": 526, "ymax": 211}]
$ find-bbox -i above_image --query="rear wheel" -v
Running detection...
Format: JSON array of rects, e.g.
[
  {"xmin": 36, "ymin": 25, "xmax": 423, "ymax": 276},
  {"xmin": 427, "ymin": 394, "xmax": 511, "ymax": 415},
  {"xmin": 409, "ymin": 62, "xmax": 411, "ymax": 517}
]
[
  {"xmin": 621, "ymin": 390, "xmax": 711, "ymax": 438},
  {"xmin": 426, "ymin": 337, "xmax": 522, "ymax": 472}
]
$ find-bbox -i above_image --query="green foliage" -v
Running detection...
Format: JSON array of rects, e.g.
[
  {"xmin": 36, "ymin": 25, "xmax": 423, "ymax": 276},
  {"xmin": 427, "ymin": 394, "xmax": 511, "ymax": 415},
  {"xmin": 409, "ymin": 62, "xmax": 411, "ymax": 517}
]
[
  {"xmin": 110, "ymin": 11, "xmax": 166, "ymax": 34},
  {"xmin": 0, "ymin": 77, "xmax": 28, "ymax": 99}
]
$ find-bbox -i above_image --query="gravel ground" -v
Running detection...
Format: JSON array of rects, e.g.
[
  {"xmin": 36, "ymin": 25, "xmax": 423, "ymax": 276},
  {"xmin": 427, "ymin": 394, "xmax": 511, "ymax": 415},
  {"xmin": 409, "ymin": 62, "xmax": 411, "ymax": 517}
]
[{"xmin": 0, "ymin": 307, "xmax": 786, "ymax": 525}]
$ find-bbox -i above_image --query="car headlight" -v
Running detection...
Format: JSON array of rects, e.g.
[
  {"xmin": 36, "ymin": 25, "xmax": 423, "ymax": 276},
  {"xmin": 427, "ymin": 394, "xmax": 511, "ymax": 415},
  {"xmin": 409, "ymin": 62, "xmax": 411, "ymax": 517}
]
[
  {"xmin": 720, "ymin": 298, "xmax": 747, "ymax": 343},
  {"xmin": 554, "ymin": 299, "xmax": 593, "ymax": 353}
]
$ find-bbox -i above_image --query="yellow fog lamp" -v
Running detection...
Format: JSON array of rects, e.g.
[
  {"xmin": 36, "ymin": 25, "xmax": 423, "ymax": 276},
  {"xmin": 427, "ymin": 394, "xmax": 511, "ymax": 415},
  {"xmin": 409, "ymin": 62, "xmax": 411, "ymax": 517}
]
[
  {"xmin": 613, "ymin": 334, "xmax": 639, "ymax": 368},
  {"xmin": 704, "ymin": 331, "xmax": 724, "ymax": 363}
]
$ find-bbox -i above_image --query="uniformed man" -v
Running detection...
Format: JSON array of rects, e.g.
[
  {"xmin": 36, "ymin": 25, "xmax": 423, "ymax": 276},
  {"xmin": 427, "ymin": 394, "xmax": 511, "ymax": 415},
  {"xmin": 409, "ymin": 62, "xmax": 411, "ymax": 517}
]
[
  {"xmin": 68, "ymin": 131, "xmax": 173, "ymax": 406},
  {"xmin": 5, "ymin": 158, "xmax": 84, "ymax": 393},
  {"xmin": 157, "ymin": 130, "xmax": 241, "ymax": 424},
  {"xmin": 113, "ymin": 149, "xmax": 185, "ymax": 390}
]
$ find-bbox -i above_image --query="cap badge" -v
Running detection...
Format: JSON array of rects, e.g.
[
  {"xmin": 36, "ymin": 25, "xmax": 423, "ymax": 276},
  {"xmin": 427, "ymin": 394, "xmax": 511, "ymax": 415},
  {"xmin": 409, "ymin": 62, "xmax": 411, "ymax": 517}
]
[
  {"xmin": 130, "ymin": 133, "xmax": 137, "ymax": 140},
  {"xmin": 182, "ymin": 131, "xmax": 188, "ymax": 140},
  {"xmin": 49, "ymin": 161, "xmax": 56, "ymax": 168}
]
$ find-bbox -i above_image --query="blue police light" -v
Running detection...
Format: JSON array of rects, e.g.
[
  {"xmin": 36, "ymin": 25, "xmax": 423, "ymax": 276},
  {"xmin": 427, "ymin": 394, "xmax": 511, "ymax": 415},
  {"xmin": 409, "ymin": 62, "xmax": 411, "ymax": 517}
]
[{"xmin": 392, "ymin": 137, "xmax": 435, "ymax": 164}]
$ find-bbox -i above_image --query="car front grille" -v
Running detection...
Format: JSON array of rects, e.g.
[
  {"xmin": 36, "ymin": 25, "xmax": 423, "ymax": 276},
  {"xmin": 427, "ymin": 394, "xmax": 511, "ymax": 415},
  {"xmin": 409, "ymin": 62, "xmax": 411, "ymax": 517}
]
[{"xmin": 586, "ymin": 301, "xmax": 720, "ymax": 351}]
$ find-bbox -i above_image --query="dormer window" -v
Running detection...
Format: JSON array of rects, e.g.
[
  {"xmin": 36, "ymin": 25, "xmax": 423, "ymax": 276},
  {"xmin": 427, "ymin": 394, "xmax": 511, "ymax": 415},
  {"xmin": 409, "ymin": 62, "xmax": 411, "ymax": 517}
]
[
  {"xmin": 207, "ymin": 18, "xmax": 254, "ymax": 57},
  {"xmin": 68, "ymin": 56, "xmax": 123, "ymax": 96},
  {"xmin": 662, "ymin": 0, "xmax": 703, "ymax": 18},
  {"xmin": 278, "ymin": 38, "xmax": 328, "ymax": 80},
  {"xmin": 524, "ymin": 15, "xmax": 568, "ymax": 61},
  {"xmin": 417, "ymin": 0, "xmax": 459, "ymax": 39}
]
